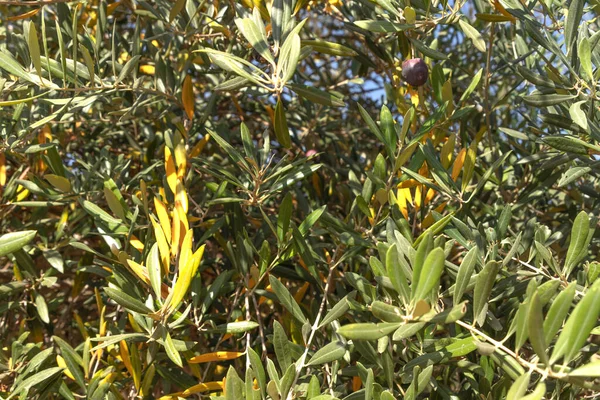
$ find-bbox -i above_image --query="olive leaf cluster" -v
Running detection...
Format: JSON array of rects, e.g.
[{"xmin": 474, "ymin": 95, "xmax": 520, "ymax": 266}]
[{"xmin": 0, "ymin": 0, "xmax": 600, "ymax": 399}]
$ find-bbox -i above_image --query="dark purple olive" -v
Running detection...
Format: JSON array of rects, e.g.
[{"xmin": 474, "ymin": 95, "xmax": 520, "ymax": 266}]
[{"xmin": 401, "ymin": 58, "xmax": 429, "ymax": 87}]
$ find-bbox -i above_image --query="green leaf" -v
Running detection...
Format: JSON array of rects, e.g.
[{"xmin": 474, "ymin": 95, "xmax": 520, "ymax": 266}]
[
  {"xmin": 302, "ymin": 39, "xmax": 356, "ymax": 56},
  {"xmin": 570, "ymin": 360, "xmax": 600, "ymax": 377},
  {"xmin": 307, "ymin": 341, "xmax": 346, "ymax": 366},
  {"xmin": 206, "ymin": 321, "xmax": 259, "ymax": 334},
  {"xmin": 358, "ymin": 103, "xmax": 386, "ymax": 144},
  {"xmin": 522, "ymin": 94, "xmax": 576, "ymax": 107},
  {"xmin": 26, "ymin": 21, "xmax": 42, "ymax": 77},
  {"xmin": 273, "ymin": 320, "xmax": 292, "ymax": 372},
  {"xmin": 527, "ymin": 292, "xmax": 548, "ymax": 365},
  {"xmin": 268, "ymin": 275, "xmax": 307, "ymax": 323},
  {"xmin": 412, "ymin": 248, "xmax": 445, "ymax": 303},
  {"xmin": 8, "ymin": 367, "xmax": 64, "ymax": 399},
  {"xmin": 164, "ymin": 331, "xmax": 183, "ymax": 367},
  {"xmin": 115, "ymin": 55, "xmax": 141, "ymax": 85},
  {"xmin": 104, "ymin": 287, "xmax": 152, "ymax": 314},
  {"xmin": 453, "ymin": 246, "xmax": 479, "ymax": 304},
  {"xmin": 473, "ymin": 261, "xmax": 500, "ymax": 325},
  {"xmin": 298, "ymin": 205, "xmax": 326, "ymax": 236},
  {"xmin": 550, "ymin": 279, "xmax": 600, "ymax": 364},
  {"xmin": 564, "ymin": 210, "xmax": 590, "ymax": 277},
  {"xmin": 558, "ymin": 166, "xmax": 591, "ymax": 187},
  {"xmin": 337, "ymin": 322, "xmax": 401, "ymax": 340},
  {"xmin": 287, "ymin": 83, "xmax": 345, "ymax": 107},
  {"xmin": 274, "ymin": 99, "xmax": 292, "ymax": 148},
  {"xmin": 565, "ymin": 0, "xmax": 584, "ymax": 54},
  {"xmin": 354, "ymin": 20, "xmax": 413, "ymax": 32},
  {"xmin": 198, "ymin": 48, "xmax": 269, "ymax": 87},
  {"xmin": 146, "ymin": 243, "xmax": 162, "ymax": 301},
  {"xmin": 569, "ymin": 100, "xmax": 588, "ymax": 131},
  {"xmin": 579, "ymin": 38, "xmax": 593, "ymax": 80},
  {"xmin": 410, "ymin": 38, "xmax": 447, "ymax": 60},
  {"xmin": 248, "ymin": 348, "xmax": 266, "ymax": 395},
  {"xmin": 506, "ymin": 372, "xmax": 531, "ymax": 400},
  {"xmin": 543, "ymin": 135, "xmax": 588, "ymax": 155},
  {"xmin": 386, "ymin": 244, "xmax": 410, "ymax": 304},
  {"xmin": 239, "ymin": 18, "xmax": 275, "ymax": 65},
  {"xmin": 35, "ymin": 293, "xmax": 50, "ymax": 324},
  {"xmin": 458, "ymin": 19, "xmax": 486, "ymax": 52},
  {"xmin": 459, "ymin": 68, "xmax": 483, "ymax": 102},
  {"xmin": 53, "ymin": 336, "xmax": 86, "ymax": 390},
  {"xmin": 0, "ymin": 230, "xmax": 36, "ymax": 257},
  {"xmin": 319, "ymin": 292, "xmax": 354, "ymax": 328},
  {"xmin": 277, "ymin": 20, "xmax": 305, "ymax": 84},
  {"xmin": 543, "ymin": 282, "xmax": 576, "ymax": 345},
  {"xmin": 225, "ymin": 366, "xmax": 245, "ymax": 400}
]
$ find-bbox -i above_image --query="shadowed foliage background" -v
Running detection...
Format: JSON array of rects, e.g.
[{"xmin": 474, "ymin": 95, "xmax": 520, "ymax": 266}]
[{"xmin": 1, "ymin": 0, "xmax": 600, "ymax": 399}]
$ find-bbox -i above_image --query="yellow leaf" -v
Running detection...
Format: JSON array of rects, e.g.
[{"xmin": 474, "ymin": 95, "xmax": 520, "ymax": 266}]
[
  {"xmin": 175, "ymin": 180, "xmax": 189, "ymax": 214},
  {"xmin": 151, "ymin": 216, "xmax": 171, "ymax": 275},
  {"xmin": 451, "ymin": 148, "xmax": 467, "ymax": 181},
  {"xmin": 129, "ymin": 235, "xmax": 144, "ymax": 252},
  {"xmin": 107, "ymin": 1, "xmax": 122, "ymax": 15},
  {"xmin": 171, "ymin": 206, "xmax": 181, "ymax": 258},
  {"xmin": 440, "ymin": 134, "xmax": 456, "ymax": 169},
  {"xmin": 492, "ymin": 0, "xmax": 516, "ymax": 22},
  {"xmin": 138, "ymin": 65, "xmax": 155, "ymax": 75},
  {"xmin": 16, "ymin": 186, "xmax": 29, "ymax": 201},
  {"xmin": 177, "ymin": 201, "xmax": 189, "ymax": 232},
  {"xmin": 166, "ymin": 242, "xmax": 205, "ymax": 314},
  {"xmin": 178, "ymin": 229, "xmax": 194, "ymax": 279},
  {"xmin": 0, "ymin": 153, "xmax": 5, "ymax": 187},
  {"xmin": 45, "ymin": 174, "xmax": 72, "ymax": 193},
  {"xmin": 294, "ymin": 282, "xmax": 310, "ymax": 304},
  {"xmin": 442, "ymin": 80, "xmax": 454, "ymax": 115},
  {"xmin": 154, "ymin": 197, "xmax": 171, "ymax": 242},
  {"xmin": 462, "ymin": 143, "xmax": 477, "ymax": 191},
  {"xmin": 174, "ymin": 133, "xmax": 187, "ymax": 177},
  {"xmin": 422, "ymin": 202, "xmax": 448, "ymax": 228},
  {"xmin": 73, "ymin": 313, "xmax": 88, "ymax": 339},
  {"xmin": 56, "ymin": 355, "xmax": 76, "ymax": 380},
  {"xmin": 424, "ymin": 188, "xmax": 436, "ymax": 207},
  {"xmin": 396, "ymin": 188, "xmax": 409, "ymax": 220},
  {"xmin": 125, "ymin": 257, "xmax": 151, "ymax": 285},
  {"xmin": 188, "ymin": 352, "xmax": 244, "ymax": 364},
  {"xmin": 182, "ymin": 75, "xmax": 195, "ymax": 120},
  {"xmin": 120, "ymin": 340, "xmax": 134, "ymax": 378},
  {"xmin": 165, "ymin": 146, "xmax": 177, "ymax": 196},
  {"xmin": 397, "ymin": 179, "xmax": 419, "ymax": 189},
  {"xmin": 414, "ymin": 185, "xmax": 422, "ymax": 210},
  {"xmin": 6, "ymin": 8, "xmax": 41, "ymax": 21},
  {"xmin": 189, "ymin": 134, "xmax": 210, "ymax": 158},
  {"xmin": 159, "ymin": 381, "xmax": 224, "ymax": 399}
]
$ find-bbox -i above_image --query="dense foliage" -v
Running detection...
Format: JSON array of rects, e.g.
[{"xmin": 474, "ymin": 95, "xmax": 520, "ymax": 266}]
[{"xmin": 1, "ymin": 0, "xmax": 600, "ymax": 399}]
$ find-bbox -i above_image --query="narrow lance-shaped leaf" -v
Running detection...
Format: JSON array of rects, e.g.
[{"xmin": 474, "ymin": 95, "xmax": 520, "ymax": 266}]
[
  {"xmin": 550, "ymin": 279, "xmax": 600, "ymax": 365},
  {"xmin": 307, "ymin": 341, "xmax": 346, "ymax": 366},
  {"xmin": 543, "ymin": 282, "xmax": 576, "ymax": 344},
  {"xmin": 473, "ymin": 261, "xmax": 500, "ymax": 325},
  {"xmin": 274, "ymin": 99, "xmax": 291, "ymax": 148},
  {"xmin": 454, "ymin": 246, "xmax": 478, "ymax": 304},
  {"xmin": 563, "ymin": 210, "xmax": 589, "ymax": 277},
  {"xmin": 527, "ymin": 292, "xmax": 548, "ymax": 365},
  {"xmin": 268, "ymin": 275, "xmax": 308, "ymax": 323},
  {"xmin": 0, "ymin": 230, "xmax": 37, "ymax": 257},
  {"xmin": 412, "ymin": 248, "xmax": 445, "ymax": 303},
  {"xmin": 337, "ymin": 322, "xmax": 401, "ymax": 340}
]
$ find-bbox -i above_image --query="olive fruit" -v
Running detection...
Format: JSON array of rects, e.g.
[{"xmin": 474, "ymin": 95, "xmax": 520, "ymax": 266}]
[{"xmin": 401, "ymin": 58, "xmax": 428, "ymax": 87}]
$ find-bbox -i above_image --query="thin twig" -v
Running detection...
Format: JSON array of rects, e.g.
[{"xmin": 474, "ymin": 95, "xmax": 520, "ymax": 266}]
[{"xmin": 285, "ymin": 247, "xmax": 340, "ymax": 400}]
